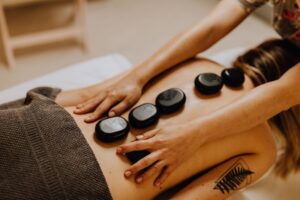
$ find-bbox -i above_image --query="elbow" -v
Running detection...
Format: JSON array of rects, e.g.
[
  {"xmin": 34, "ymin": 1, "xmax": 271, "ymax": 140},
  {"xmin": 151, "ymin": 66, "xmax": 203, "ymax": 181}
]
[
  {"xmin": 276, "ymin": 80, "xmax": 300, "ymax": 109},
  {"xmin": 266, "ymin": 78, "xmax": 299, "ymax": 112}
]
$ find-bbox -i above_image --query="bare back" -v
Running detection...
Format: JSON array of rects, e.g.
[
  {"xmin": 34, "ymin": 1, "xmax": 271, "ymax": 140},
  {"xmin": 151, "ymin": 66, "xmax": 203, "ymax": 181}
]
[{"xmin": 64, "ymin": 59, "xmax": 273, "ymax": 199}]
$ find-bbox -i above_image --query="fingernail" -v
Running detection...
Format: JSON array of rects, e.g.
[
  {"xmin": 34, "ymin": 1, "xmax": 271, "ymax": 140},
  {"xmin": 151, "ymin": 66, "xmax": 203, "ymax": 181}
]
[
  {"xmin": 84, "ymin": 116, "xmax": 93, "ymax": 122},
  {"xmin": 76, "ymin": 104, "xmax": 83, "ymax": 108},
  {"xmin": 125, "ymin": 171, "xmax": 131, "ymax": 177},
  {"xmin": 136, "ymin": 177, "xmax": 143, "ymax": 183},
  {"xmin": 136, "ymin": 135, "xmax": 144, "ymax": 140},
  {"xmin": 109, "ymin": 111, "xmax": 116, "ymax": 117}
]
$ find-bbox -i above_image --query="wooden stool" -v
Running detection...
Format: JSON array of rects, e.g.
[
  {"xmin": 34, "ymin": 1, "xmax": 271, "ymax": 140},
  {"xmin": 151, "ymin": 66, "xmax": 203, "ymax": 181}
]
[{"xmin": 0, "ymin": 0, "xmax": 88, "ymax": 68}]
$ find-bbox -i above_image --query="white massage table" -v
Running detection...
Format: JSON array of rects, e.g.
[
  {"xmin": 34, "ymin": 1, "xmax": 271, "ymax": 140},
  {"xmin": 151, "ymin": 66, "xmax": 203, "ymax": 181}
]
[
  {"xmin": 0, "ymin": 51, "xmax": 299, "ymax": 200},
  {"xmin": 0, "ymin": 54, "xmax": 132, "ymax": 104}
]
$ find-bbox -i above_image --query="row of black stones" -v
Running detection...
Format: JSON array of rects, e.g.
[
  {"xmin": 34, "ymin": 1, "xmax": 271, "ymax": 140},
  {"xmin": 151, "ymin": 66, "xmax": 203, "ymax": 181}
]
[
  {"xmin": 95, "ymin": 88, "xmax": 186, "ymax": 163},
  {"xmin": 95, "ymin": 67, "xmax": 245, "ymax": 163},
  {"xmin": 195, "ymin": 68, "xmax": 245, "ymax": 95}
]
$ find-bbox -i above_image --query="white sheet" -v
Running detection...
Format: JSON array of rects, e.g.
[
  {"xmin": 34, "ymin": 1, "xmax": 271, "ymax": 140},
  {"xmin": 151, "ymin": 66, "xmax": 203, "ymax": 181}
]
[
  {"xmin": 207, "ymin": 47, "xmax": 247, "ymax": 68},
  {"xmin": 0, "ymin": 54, "xmax": 132, "ymax": 104},
  {"xmin": 0, "ymin": 48, "xmax": 247, "ymax": 104}
]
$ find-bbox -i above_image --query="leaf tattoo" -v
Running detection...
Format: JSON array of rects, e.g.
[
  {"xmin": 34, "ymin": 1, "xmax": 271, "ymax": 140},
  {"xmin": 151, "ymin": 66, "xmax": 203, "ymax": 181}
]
[{"xmin": 213, "ymin": 158, "xmax": 254, "ymax": 194}]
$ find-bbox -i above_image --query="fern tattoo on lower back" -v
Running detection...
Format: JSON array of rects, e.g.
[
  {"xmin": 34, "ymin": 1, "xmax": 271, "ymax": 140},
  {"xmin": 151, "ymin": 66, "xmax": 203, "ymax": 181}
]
[{"xmin": 213, "ymin": 158, "xmax": 254, "ymax": 194}]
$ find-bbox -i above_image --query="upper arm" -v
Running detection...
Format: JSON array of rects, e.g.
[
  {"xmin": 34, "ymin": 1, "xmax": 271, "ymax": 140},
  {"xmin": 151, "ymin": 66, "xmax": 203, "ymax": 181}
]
[
  {"xmin": 278, "ymin": 63, "xmax": 300, "ymax": 106},
  {"xmin": 203, "ymin": 0, "xmax": 251, "ymax": 39},
  {"xmin": 237, "ymin": 0, "xmax": 269, "ymax": 12}
]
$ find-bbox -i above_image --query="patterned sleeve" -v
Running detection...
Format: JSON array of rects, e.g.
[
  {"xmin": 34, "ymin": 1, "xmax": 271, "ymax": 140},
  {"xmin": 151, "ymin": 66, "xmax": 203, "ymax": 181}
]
[{"xmin": 237, "ymin": 0, "xmax": 269, "ymax": 12}]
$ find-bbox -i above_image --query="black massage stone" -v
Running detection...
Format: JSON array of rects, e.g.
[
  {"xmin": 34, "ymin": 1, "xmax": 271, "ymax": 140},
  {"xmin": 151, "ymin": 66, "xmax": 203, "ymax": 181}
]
[
  {"xmin": 155, "ymin": 88, "xmax": 186, "ymax": 114},
  {"xmin": 95, "ymin": 116, "xmax": 130, "ymax": 143},
  {"xmin": 221, "ymin": 68, "xmax": 245, "ymax": 87},
  {"xmin": 129, "ymin": 103, "xmax": 160, "ymax": 128},
  {"xmin": 194, "ymin": 73, "xmax": 223, "ymax": 95},
  {"xmin": 126, "ymin": 150, "xmax": 150, "ymax": 164}
]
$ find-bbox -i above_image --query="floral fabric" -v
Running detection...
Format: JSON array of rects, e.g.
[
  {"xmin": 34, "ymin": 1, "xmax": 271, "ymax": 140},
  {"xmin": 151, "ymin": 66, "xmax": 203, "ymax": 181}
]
[{"xmin": 238, "ymin": 0, "xmax": 300, "ymax": 47}]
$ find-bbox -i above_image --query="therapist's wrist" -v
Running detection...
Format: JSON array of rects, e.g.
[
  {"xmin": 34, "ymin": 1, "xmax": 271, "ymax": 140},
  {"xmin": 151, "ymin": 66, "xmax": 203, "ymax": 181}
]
[
  {"xmin": 124, "ymin": 70, "xmax": 147, "ymax": 88},
  {"xmin": 128, "ymin": 66, "xmax": 152, "ymax": 87},
  {"xmin": 187, "ymin": 119, "xmax": 210, "ymax": 148}
]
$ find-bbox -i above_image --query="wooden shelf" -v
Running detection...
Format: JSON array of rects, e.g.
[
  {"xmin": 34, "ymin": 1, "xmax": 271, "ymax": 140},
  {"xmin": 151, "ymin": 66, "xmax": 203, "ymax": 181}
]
[
  {"xmin": 0, "ymin": 0, "xmax": 88, "ymax": 68},
  {"xmin": 2, "ymin": 0, "xmax": 51, "ymax": 7},
  {"xmin": 11, "ymin": 26, "xmax": 80, "ymax": 49}
]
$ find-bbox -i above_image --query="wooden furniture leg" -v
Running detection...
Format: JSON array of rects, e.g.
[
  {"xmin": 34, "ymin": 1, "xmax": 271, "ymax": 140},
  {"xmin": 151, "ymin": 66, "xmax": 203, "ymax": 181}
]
[
  {"xmin": 0, "ymin": 2, "xmax": 15, "ymax": 68},
  {"xmin": 0, "ymin": 0, "xmax": 88, "ymax": 69},
  {"xmin": 75, "ymin": 0, "xmax": 89, "ymax": 52}
]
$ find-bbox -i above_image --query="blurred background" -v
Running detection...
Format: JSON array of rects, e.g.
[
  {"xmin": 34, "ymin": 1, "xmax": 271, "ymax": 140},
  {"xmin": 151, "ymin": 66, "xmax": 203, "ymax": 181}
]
[{"xmin": 0, "ymin": 0, "xmax": 276, "ymax": 90}]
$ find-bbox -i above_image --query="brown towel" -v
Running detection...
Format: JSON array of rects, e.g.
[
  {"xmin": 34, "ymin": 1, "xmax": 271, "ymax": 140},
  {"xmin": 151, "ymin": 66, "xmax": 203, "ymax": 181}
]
[{"xmin": 0, "ymin": 87, "xmax": 112, "ymax": 200}]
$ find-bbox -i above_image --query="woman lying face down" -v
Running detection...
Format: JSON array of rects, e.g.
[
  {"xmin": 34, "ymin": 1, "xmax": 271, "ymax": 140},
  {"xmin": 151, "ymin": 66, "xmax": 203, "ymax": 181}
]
[
  {"xmin": 61, "ymin": 56, "xmax": 277, "ymax": 200},
  {"xmin": 1, "ymin": 39, "xmax": 299, "ymax": 200}
]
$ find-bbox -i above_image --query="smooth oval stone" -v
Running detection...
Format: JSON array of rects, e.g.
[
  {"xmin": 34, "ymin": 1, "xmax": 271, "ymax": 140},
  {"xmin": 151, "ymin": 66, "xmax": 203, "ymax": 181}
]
[
  {"xmin": 95, "ymin": 116, "xmax": 130, "ymax": 143},
  {"xmin": 126, "ymin": 150, "xmax": 150, "ymax": 164},
  {"xmin": 221, "ymin": 68, "xmax": 245, "ymax": 87},
  {"xmin": 194, "ymin": 73, "xmax": 223, "ymax": 95},
  {"xmin": 129, "ymin": 103, "xmax": 160, "ymax": 128},
  {"xmin": 155, "ymin": 88, "xmax": 186, "ymax": 114}
]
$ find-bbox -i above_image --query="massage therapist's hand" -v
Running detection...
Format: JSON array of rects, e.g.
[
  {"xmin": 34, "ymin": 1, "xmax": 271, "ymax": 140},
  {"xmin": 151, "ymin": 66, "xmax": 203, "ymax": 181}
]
[
  {"xmin": 117, "ymin": 122, "xmax": 201, "ymax": 186},
  {"xmin": 74, "ymin": 75, "xmax": 142, "ymax": 122}
]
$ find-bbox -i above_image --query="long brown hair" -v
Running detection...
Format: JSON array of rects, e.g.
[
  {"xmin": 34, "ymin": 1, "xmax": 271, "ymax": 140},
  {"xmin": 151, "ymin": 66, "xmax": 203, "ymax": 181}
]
[{"xmin": 233, "ymin": 38, "xmax": 300, "ymax": 178}]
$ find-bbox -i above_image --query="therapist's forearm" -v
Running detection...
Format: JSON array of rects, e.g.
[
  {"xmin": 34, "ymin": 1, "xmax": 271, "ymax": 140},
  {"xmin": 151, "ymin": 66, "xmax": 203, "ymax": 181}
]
[
  {"xmin": 129, "ymin": 0, "xmax": 248, "ymax": 86},
  {"xmin": 193, "ymin": 80, "xmax": 296, "ymax": 145},
  {"xmin": 131, "ymin": 24, "xmax": 215, "ymax": 86}
]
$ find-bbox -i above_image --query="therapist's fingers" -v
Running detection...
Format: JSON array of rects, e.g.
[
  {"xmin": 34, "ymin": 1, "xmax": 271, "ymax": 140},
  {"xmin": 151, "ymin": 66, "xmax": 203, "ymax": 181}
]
[
  {"xmin": 74, "ymin": 92, "xmax": 106, "ymax": 114},
  {"xmin": 136, "ymin": 129, "xmax": 159, "ymax": 140},
  {"xmin": 117, "ymin": 140, "xmax": 152, "ymax": 155},
  {"xmin": 154, "ymin": 165, "xmax": 175, "ymax": 187},
  {"xmin": 84, "ymin": 96, "xmax": 120, "ymax": 122},
  {"xmin": 76, "ymin": 93, "xmax": 104, "ymax": 110},
  {"xmin": 108, "ymin": 97, "xmax": 132, "ymax": 117},
  {"xmin": 136, "ymin": 161, "xmax": 166, "ymax": 184},
  {"xmin": 124, "ymin": 151, "xmax": 162, "ymax": 179}
]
